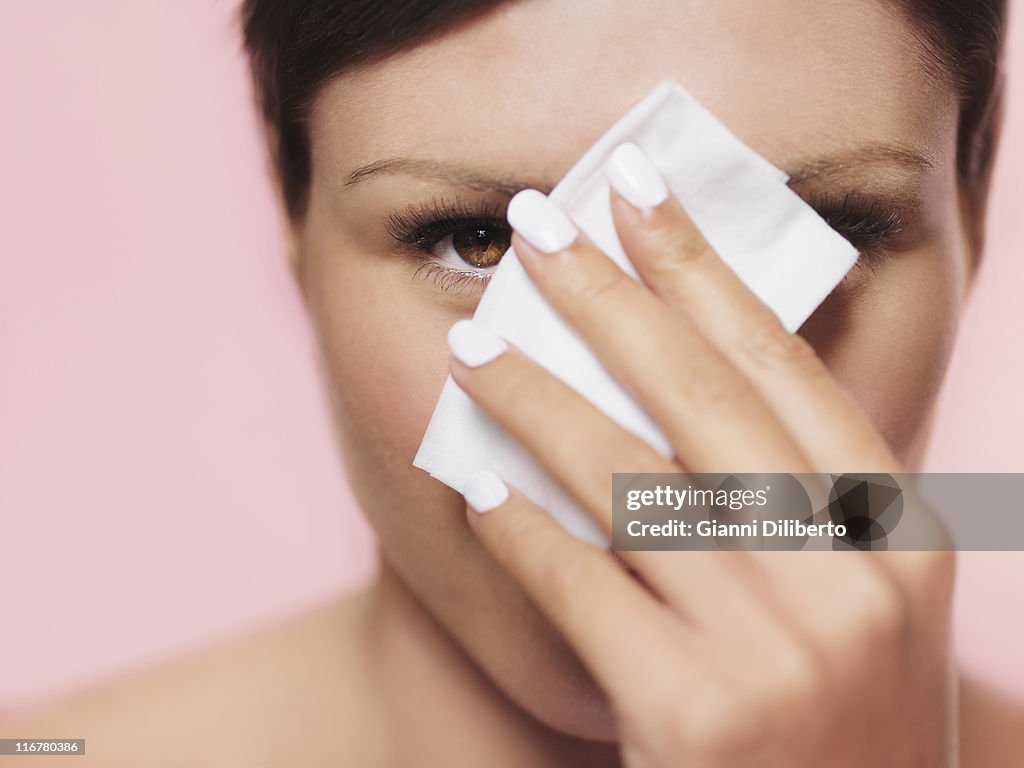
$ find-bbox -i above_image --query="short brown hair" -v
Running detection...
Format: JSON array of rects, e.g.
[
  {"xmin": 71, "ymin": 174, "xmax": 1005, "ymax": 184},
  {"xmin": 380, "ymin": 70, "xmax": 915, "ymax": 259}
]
[{"xmin": 242, "ymin": 0, "xmax": 1007, "ymax": 248}]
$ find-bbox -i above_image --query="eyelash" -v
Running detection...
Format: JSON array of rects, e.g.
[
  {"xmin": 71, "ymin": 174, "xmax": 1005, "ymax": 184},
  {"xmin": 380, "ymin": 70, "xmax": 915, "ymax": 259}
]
[
  {"xmin": 386, "ymin": 198, "xmax": 508, "ymax": 294},
  {"xmin": 386, "ymin": 192, "xmax": 905, "ymax": 293},
  {"xmin": 805, "ymin": 191, "xmax": 906, "ymax": 270},
  {"xmin": 409, "ymin": 262, "xmax": 493, "ymax": 294}
]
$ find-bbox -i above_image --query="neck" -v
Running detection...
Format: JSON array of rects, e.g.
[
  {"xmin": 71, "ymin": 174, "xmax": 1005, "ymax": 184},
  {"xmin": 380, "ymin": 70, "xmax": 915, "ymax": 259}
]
[{"xmin": 361, "ymin": 558, "xmax": 620, "ymax": 768}]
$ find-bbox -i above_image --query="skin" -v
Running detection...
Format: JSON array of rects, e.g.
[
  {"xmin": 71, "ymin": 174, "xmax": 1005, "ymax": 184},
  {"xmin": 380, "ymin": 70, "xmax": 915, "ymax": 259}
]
[
  {"xmin": 302, "ymin": 0, "xmax": 962, "ymax": 742},
  {"xmin": 455, "ymin": 186, "xmax": 956, "ymax": 765},
  {"xmin": 4, "ymin": 0, "xmax": 1023, "ymax": 765}
]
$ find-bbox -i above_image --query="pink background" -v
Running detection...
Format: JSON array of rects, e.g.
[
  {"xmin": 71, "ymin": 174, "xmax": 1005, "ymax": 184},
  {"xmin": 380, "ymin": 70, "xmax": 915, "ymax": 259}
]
[{"xmin": 1, "ymin": 2, "xmax": 1022, "ymax": 710}]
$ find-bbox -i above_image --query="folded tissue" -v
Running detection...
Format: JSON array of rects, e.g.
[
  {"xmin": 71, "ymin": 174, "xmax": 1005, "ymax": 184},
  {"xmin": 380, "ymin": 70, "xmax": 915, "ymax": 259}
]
[{"xmin": 413, "ymin": 79, "xmax": 858, "ymax": 546}]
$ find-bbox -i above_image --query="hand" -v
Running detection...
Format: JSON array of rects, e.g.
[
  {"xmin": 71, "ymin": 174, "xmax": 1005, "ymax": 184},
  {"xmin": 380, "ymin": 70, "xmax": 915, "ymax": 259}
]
[{"xmin": 447, "ymin": 144, "xmax": 957, "ymax": 767}]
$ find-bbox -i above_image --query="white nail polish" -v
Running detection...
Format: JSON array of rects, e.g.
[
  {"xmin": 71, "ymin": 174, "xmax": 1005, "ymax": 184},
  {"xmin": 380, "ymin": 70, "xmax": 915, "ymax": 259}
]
[
  {"xmin": 506, "ymin": 189, "xmax": 578, "ymax": 253},
  {"xmin": 448, "ymin": 319, "xmax": 508, "ymax": 368},
  {"xmin": 606, "ymin": 142, "xmax": 669, "ymax": 209},
  {"xmin": 463, "ymin": 469, "xmax": 509, "ymax": 513}
]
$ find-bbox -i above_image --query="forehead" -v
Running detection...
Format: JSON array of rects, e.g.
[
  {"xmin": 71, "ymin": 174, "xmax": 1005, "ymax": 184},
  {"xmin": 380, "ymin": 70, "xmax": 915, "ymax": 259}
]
[{"xmin": 310, "ymin": 0, "xmax": 957, "ymax": 184}]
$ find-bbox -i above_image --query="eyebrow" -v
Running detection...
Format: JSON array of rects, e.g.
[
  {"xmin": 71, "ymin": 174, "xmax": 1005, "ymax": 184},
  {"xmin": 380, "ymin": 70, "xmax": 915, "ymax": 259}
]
[
  {"xmin": 344, "ymin": 143, "xmax": 935, "ymax": 195},
  {"xmin": 345, "ymin": 157, "xmax": 549, "ymax": 195},
  {"xmin": 785, "ymin": 144, "xmax": 935, "ymax": 184}
]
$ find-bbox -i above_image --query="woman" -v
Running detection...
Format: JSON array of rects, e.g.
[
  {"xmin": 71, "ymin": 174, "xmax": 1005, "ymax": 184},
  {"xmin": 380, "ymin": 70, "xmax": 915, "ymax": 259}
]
[{"xmin": 9, "ymin": 0, "xmax": 1022, "ymax": 765}]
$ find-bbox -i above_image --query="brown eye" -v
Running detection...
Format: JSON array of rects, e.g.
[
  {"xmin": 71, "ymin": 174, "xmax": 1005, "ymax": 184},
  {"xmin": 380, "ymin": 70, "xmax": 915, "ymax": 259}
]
[{"xmin": 450, "ymin": 223, "xmax": 511, "ymax": 269}]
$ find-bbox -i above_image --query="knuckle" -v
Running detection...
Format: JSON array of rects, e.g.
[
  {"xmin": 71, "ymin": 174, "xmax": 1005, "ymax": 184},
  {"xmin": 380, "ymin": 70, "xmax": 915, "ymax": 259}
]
[
  {"xmin": 607, "ymin": 443, "xmax": 678, "ymax": 477},
  {"xmin": 869, "ymin": 552, "xmax": 957, "ymax": 622},
  {"xmin": 572, "ymin": 267, "xmax": 632, "ymax": 310},
  {"xmin": 674, "ymin": 363, "xmax": 756, "ymax": 413},
  {"xmin": 487, "ymin": 508, "xmax": 543, "ymax": 560},
  {"xmin": 848, "ymin": 570, "xmax": 908, "ymax": 644},
  {"xmin": 648, "ymin": 220, "xmax": 710, "ymax": 269},
  {"xmin": 495, "ymin": 361, "xmax": 548, "ymax": 418},
  {"xmin": 540, "ymin": 545, "xmax": 603, "ymax": 611},
  {"xmin": 905, "ymin": 550, "xmax": 957, "ymax": 600},
  {"xmin": 666, "ymin": 690, "xmax": 762, "ymax": 757},
  {"xmin": 653, "ymin": 654, "xmax": 818, "ymax": 757},
  {"xmin": 765, "ymin": 648, "xmax": 823, "ymax": 707},
  {"xmin": 740, "ymin": 321, "xmax": 824, "ymax": 376}
]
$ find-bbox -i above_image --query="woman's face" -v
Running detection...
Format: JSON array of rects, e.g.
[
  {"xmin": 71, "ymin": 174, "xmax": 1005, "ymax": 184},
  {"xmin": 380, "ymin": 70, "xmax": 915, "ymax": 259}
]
[{"xmin": 294, "ymin": 0, "xmax": 967, "ymax": 739}]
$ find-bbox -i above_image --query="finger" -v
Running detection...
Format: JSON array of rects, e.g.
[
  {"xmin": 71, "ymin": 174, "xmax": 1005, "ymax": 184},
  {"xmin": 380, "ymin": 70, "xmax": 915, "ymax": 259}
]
[
  {"xmin": 448, "ymin": 320, "xmax": 816, "ymax": 637},
  {"xmin": 632, "ymin": 550, "xmax": 805, "ymax": 655},
  {"xmin": 604, "ymin": 142, "xmax": 898, "ymax": 473},
  {"xmin": 505, "ymin": 189, "xmax": 812, "ymax": 474},
  {"xmin": 447, "ymin": 319, "xmax": 677, "ymax": 536},
  {"xmin": 742, "ymin": 548, "xmax": 952, "ymax": 700},
  {"xmin": 606, "ymin": 160, "xmax": 950, "ymax": 606},
  {"xmin": 746, "ymin": 551, "xmax": 897, "ymax": 646},
  {"xmin": 461, "ymin": 470, "xmax": 692, "ymax": 696}
]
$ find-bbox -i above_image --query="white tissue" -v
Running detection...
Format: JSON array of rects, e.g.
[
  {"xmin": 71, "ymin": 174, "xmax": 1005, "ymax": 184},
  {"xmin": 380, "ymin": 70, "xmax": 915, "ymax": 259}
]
[{"xmin": 413, "ymin": 80, "xmax": 858, "ymax": 546}]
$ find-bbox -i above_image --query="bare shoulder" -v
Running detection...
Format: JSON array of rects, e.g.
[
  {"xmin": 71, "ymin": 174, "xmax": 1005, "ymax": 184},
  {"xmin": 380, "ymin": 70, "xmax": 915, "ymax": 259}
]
[
  {"xmin": 961, "ymin": 677, "xmax": 1024, "ymax": 768},
  {"xmin": 1, "ymin": 589, "xmax": 389, "ymax": 768}
]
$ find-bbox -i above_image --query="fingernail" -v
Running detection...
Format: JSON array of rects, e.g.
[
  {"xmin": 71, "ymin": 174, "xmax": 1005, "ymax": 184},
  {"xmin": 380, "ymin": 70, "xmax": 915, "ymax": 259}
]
[
  {"xmin": 606, "ymin": 142, "xmax": 669, "ymax": 209},
  {"xmin": 463, "ymin": 469, "xmax": 509, "ymax": 513},
  {"xmin": 448, "ymin": 319, "xmax": 508, "ymax": 368},
  {"xmin": 506, "ymin": 189, "xmax": 578, "ymax": 253}
]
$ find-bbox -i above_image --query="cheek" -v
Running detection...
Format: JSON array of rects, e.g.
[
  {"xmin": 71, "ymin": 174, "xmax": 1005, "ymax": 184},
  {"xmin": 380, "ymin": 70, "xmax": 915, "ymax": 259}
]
[
  {"xmin": 802, "ymin": 248, "xmax": 962, "ymax": 462},
  {"xmin": 305, "ymin": 248, "xmax": 456, "ymax": 467},
  {"xmin": 329, "ymin": 297, "xmax": 442, "ymax": 462},
  {"xmin": 298, "ymin": 239, "xmax": 618, "ymax": 737},
  {"xmin": 297, "ymin": 230, "xmax": 483, "ymax": 547}
]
